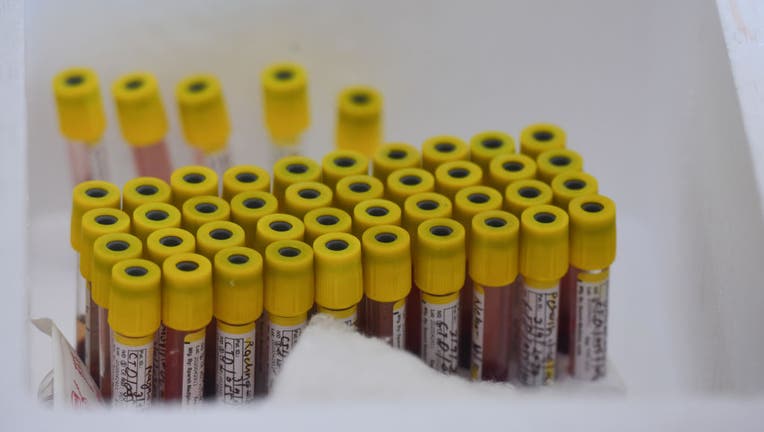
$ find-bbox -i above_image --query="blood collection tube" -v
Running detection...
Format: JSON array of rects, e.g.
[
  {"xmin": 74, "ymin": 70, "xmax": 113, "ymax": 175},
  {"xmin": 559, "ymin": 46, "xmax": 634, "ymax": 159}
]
[
  {"xmin": 336, "ymin": 85, "xmax": 383, "ymax": 156},
  {"xmin": 550, "ymin": 171, "xmax": 599, "ymax": 210},
  {"xmin": 361, "ymin": 225, "xmax": 411, "ymax": 348},
  {"xmin": 284, "ymin": 181, "xmax": 334, "ymax": 219},
  {"xmin": 468, "ymin": 131, "xmax": 516, "ymax": 172},
  {"xmin": 109, "ymin": 258, "xmax": 161, "ymax": 408},
  {"xmin": 272, "ymin": 155, "xmax": 322, "ymax": 203},
  {"xmin": 415, "ymin": 218, "xmax": 465, "ymax": 374},
  {"xmin": 252, "ymin": 213, "xmax": 306, "ymax": 255},
  {"xmin": 145, "ymin": 228, "xmax": 197, "ymax": 266},
  {"xmin": 321, "ymin": 149, "xmax": 370, "ymax": 190},
  {"xmin": 313, "ymin": 233, "xmax": 363, "ymax": 326},
  {"xmin": 92, "ymin": 233, "xmax": 143, "ymax": 399},
  {"xmin": 468, "ymin": 210, "xmax": 519, "ymax": 382},
  {"xmin": 230, "ymin": 191, "xmax": 279, "ymax": 249},
  {"xmin": 177, "ymin": 74, "xmax": 232, "ymax": 175},
  {"xmin": 132, "ymin": 202, "xmax": 181, "ymax": 242},
  {"xmin": 303, "ymin": 207, "xmax": 353, "ymax": 245},
  {"xmin": 122, "ymin": 177, "xmax": 173, "ymax": 216},
  {"xmin": 181, "ymin": 195, "xmax": 231, "ymax": 234},
  {"xmin": 112, "ymin": 72, "xmax": 173, "ymax": 181},
  {"xmin": 160, "ymin": 253, "xmax": 213, "ymax": 404},
  {"xmin": 222, "ymin": 165, "xmax": 271, "ymax": 201},
  {"xmin": 504, "ymin": 179, "xmax": 553, "ymax": 218},
  {"xmin": 516, "ymin": 205, "xmax": 569, "ymax": 386},
  {"xmin": 421, "ymin": 135, "xmax": 470, "ymax": 172},
  {"xmin": 334, "ymin": 174, "xmax": 385, "ymax": 214},
  {"xmin": 263, "ymin": 240, "xmax": 314, "ymax": 390},
  {"xmin": 261, "ymin": 62, "xmax": 310, "ymax": 161},
  {"xmin": 213, "ymin": 246, "xmax": 263, "ymax": 404},
  {"xmin": 536, "ymin": 148, "xmax": 584, "ymax": 183},
  {"xmin": 565, "ymin": 195, "xmax": 616, "ymax": 380},
  {"xmin": 385, "ymin": 168, "xmax": 435, "ymax": 207},
  {"xmin": 352, "ymin": 198, "xmax": 402, "ymax": 237},
  {"xmin": 519, "ymin": 123, "xmax": 566, "ymax": 159},
  {"xmin": 53, "ymin": 67, "xmax": 109, "ymax": 183},
  {"xmin": 488, "ymin": 153, "xmax": 537, "ymax": 192},
  {"xmin": 170, "ymin": 165, "xmax": 219, "ymax": 207},
  {"xmin": 434, "ymin": 160, "xmax": 483, "ymax": 201},
  {"xmin": 372, "ymin": 142, "xmax": 421, "ymax": 182}
]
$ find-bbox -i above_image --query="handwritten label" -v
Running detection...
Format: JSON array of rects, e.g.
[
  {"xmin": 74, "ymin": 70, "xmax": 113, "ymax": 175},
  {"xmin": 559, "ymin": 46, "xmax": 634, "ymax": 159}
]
[
  {"xmin": 112, "ymin": 340, "xmax": 153, "ymax": 408},
  {"xmin": 153, "ymin": 324, "xmax": 166, "ymax": 399},
  {"xmin": 470, "ymin": 286, "xmax": 485, "ymax": 380},
  {"xmin": 182, "ymin": 334, "xmax": 205, "ymax": 405},
  {"xmin": 392, "ymin": 302, "xmax": 406, "ymax": 349},
  {"xmin": 216, "ymin": 327, "xmax": 256, "ymax": 404},
  {"xmin": 341, "ymin": 311, "xmax": 357, "ymax": 327},
  {"xmin": 518, "ymin": 283, "xmax": 559, "ymax": 386},
  {"xmin": 573, "ymin": 277, "xmax": 609, "ymax": 380},
  {"xmin": 268, "ymin": 321, "xmax": 305, "ymax": 389},
  {"xmin": 421, "ymin": 297, "xmax": 459, "ymax": 374}
]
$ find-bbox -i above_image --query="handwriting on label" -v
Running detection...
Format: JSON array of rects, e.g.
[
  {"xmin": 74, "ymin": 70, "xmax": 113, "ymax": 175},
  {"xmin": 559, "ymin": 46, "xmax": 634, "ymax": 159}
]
[
  {"xmin": 518, "ymin": 285, "xmax": 558, "ymax": 386},
  {"xmin": 217, "ymin": 329, "xmax": 256, "ymax": 404}
]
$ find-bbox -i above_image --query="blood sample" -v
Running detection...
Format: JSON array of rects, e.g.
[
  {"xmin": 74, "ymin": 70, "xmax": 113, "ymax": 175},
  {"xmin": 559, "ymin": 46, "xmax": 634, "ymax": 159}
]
[
  {"xmin": 132, "ymin": 202, "xmax": 181, "ymax": 242},
  {"xmin": 109, "ymin": 258, "xmax": 161, "ymax": 408},
  {"xmin": 519, "ymin": 123, "xmax": 566, "ymax": 159},
  {"xmin": 303, "ymin": 207, "xmax": 353, "ymax": 245},
  {"xmin": 222, "ymin": 165, "xmax": 271, "ymax": 201},
  {"xmin": 263, "ymin": 240, "xmax": 314, "ymax": 390},
  {"xmin": 335, "ymin": 85, "xmax": 383, "ymax": 156},
  {"xmin": 385, "ymin": 168, "xmax": 435, "ymax": 207},
  {"xmin": 536, "ymin": 148, "xmax": 584, "ymax": 183},
  {"xmin": 434, "ymin": 160, "xmax": 483, "ymax": 201},
  {"xmin": 334, "ymin": 174, "xmax": 385, "ymax": 214},
  {"xmin": 361, "ymin": 225, "xmax": 411, "ymax": 348},
  {"xmin": 421, "ymin": 135, "xmax": 470, "ymax": 172},
  {"xmin": 230, "ymin": 190, "xmax": 279, "ymax": 249},
  {"xmin": 321, "ymin": 149, "xmax": 370, "ymax": 190},
  {"xmin": 352, "ymin": 198, "xmax": 402, "ymax": 238},
  {"xmin": 252, "ymin": 213, "xmax": 306, "ymax": 255},
  {"xmin": 468, "ymin": 131, "xmax": 516, "ymax": 172},
  {"xmin": 112, "ymin": 72, "xmax": 173, "ymax": 182},
  {"xmin": 488, "ymin": 153, "xmax": 537, "ymax": 192},
  {"xmin": 272, "ymin": 155, "xmax": 321, "ymax": 203},
  {"xmin": 284, "ymin": 181, "xmax": 334, "ymax": 219},
  {"xmin": 213, "ymin": 246, "xmax": 263, "ymax": 404},
  {"xmin": 469, "ymin": 210, "xmax": 519, "ymax": 382},
  {"xmin": 313, "ymin": 233, "xmax": 363, "ymax": 327},
  {"xmin": 414, "ymin": 218, "xmax": 465, "ymax": 374},
  {"xmin": 550, "ymin": 171, "xmax": 599, "ymax": 210},
  {"xmin": 170, "ymin": 165, "xmax": 219, "ymax": 208},
  {"xmin": 181, "ymin": 195, "xmax": 231, "ymax": 234},
  {"xmin": 565, "ymin": 195, "xmax": 616, "ymax": 380},
  {"xmin": 261, "ymin": 62, "xmax": 310, "ymax": 161},
  {"xmin": 160, "ymin": 253, "xmax": 213, "ymax": 405},
  {"xmin": 504, "ymin": 179, "xmax": 553, "ymax": 218},
  {"xmin": 122, "ymin": 177, "xmax": 173, "ymax": 216},
  {"xmin": 516, "ymin": 205, "xmax": 569, "ymax": 386},
  {"xmin": 372, "ymin": 142, "xmax": 421, "ymax": 182},
  {"xmin": 145, "ymin": 228, "xmax": 197, "ymax": 266}
]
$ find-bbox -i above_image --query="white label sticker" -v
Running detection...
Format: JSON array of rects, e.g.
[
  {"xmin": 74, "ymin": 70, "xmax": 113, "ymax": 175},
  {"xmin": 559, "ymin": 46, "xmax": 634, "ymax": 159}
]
[
  {"xmin": 421, "ymin": 297, "xmax": 459, "ymax": 373},
  {"xmin": 216, "ymin": 327, "xmax": 256, "ymax": 404},
  {"xmin": 340, "ymin": 311, "xmax": 357, "ymax": 327},
  {"xmin": 182, "ymin": 335, "xmax": 205, "ymax": 405},
  {"xmin": 111, "ymin": 340, "xmax": 153, "ymax": 408},
  {"xmin": 268, "ymin": 321, "xmax": 305, "ymax": 389},
  {"xmin": 153, "ymin": 324, "xmax": 166, "ymax": 399},
  {"xmin": 392, "ymin": 302, "xmax": 406, "ymax": 350},
  {"xmin": 573, "ymin": 277, "xmax": 609, "ymax": 380},
  {"xmin": 471, "ymin": 287, "xmax": 485, "ymax": 380},
  {"xmin": 518, "ymin": 283, "xmax": 559, "ymax": 386}
]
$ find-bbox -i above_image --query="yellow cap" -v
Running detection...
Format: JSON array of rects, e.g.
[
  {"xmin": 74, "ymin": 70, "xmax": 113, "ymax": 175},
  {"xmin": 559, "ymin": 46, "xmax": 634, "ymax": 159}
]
[
  {"xmin": 146, "ymin": 227, "xmax": 196, "ymax": 265},
  {"xmin": 53, "ymin": 67, "xmax": 106, "ymax": 143},
  {"xmin": 112, "ymin": 72, "xmax": 168, "ymax": 146},
  {"xmin": 196, "ymin": 220, "xmax": 246, "ymax": 262},
  {"xmin": 362, "ymin": 225, "xmax": 411, "ymax": 302},
  {"xmin": 284, "ymin": 181, "xmax": 334, "ymax": 219},
  {"xmin": 181, "ymin": 195, "xmax": 230, "ymax": 234},
  {"xmin": 253, "ymin": 213, "xmax": 305, "ymax": 255},
  {"xmin": 109, "ymin": 259, "xmax": 161, "ymax": 338},
  {"xmin": 272, "ymin": 156, "xmax": 321, "ymax": 202},
  {"xmin": 313, "ymin": 233, "xmax": 363, "ymax": 310},
  {"xmin": 80, "ymin": 208, "xmax": 131, "ymax": 280},
  {"xmin": 92, "ymin": 233, "xmax": 143, "ymax": 308},
  {"xmin": 414, "ymin": 218, "xmax": 465, "ymax": 295},
  {"xmin": 568, "ymin": 195, "xmax": 616, "ymax": 271},
  {"xmin": 170, "ymin": 165, "xmax": 219, "ymax": 207},
  {"xmin": 176, "ymin": 74, "xmax": 230, "ymax": 154},
  {"xmin": 519, "ymin": 205, "xmax": 569, "ymax": 285},
  {"xmin": 122, "ymin": 177, "xmax": 173, "ymax": 215},
  {"xmin": 261, "ymin": 62, "xmax": 310, "ymax": 141},
  {"xmin": 222, "ymin": 165, "xmax": 271, "ymax": 201},
  {"xmin": 386, "ymin": 168, "xmax": 435, "ymax": 207},
  {"xmin": 504, "ymin": 179, "xmax": 553, "ymax": 217},
  {"xmin": 488, "ymin": 153, "xmax": 537, "ymax": 191},
  {"xmin": 214, "ymin": 246, "xmax": 264, "ymax": 325},
  {"xmin": 372, "ymin": 143, "xmax": 421, "ymax": 182},
  {"xmin": 230, "ymin": 190, "xmax": 279, "ymax": 248},
  {"xmin": 303, "ymin": 207, "xmax": 353, "ymax": 244},
  {"xmin": 469, "ymin": 210, "xmax": 519, "ymax": 287},
  {"xmin": 334, "ymin": 175, "xmax": 385, "ymax": 214},
  {"xmin": 469, "ymin": 131, "xmax": 516, "ymax": 171},
  {"xmin": 402, "ymin": 192, "xmax": 454, "ymax": 240},
  {"xmin": 70, "ymin": 180, "xmax": 121, "ymax": 251},
  {"xmin": 434, "ymin": 160, "xmax": 483, "ymax": 200},
  {"xmin": 335, "ymin": 86, "xmax": 383, "ymax": 156},
  {"xmin": 162, "ymin": 253, "xmax": 213, "ymax": 331},
  {"xmin": 132, "ymin": 202, "xmax": 181, "ymax": 242},
  {"xmin": 519, "ymin": 123, "xmax": 566, "ymax": 159},
  {"xmin": 321, "ymin": 149, "xmax": 370, "ymax": 189},
  {"xmin": 551, "ymin": 171, "xmax": 599, "ymax": 210},
  {"xmin": 422, "ymin": 135, "xmax": 470, "ymax": 172},
  {"xmin": 264, "ymin": 240, "xmax": 314, "ymax": 317},
  {"xmin": 453, "ymin": 186, "xmax": 503, "ymax": 247},
  {"xmin": 352, "ymin": 198, "xmax": 402, "ymax": 237},
  {"xmin": 536, "ymin": 148, "xmax": 584, "ymax": 183}
]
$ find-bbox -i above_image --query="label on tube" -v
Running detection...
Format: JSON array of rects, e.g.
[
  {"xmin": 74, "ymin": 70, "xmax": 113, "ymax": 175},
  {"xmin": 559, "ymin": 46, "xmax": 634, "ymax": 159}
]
[
  {"xmin": 182, "ymin": 330, "xmax": 205, "ymax": 405},
  {"xmin": 268, "ymin": 321, "xmax": 306, "ymax": 388},
  {"xmin": 573, "ymin": 277, "xmax": 609, "ymax": 380},
  {"xmin": 421, "ymin": 298, "xmax": 459, "ymax": 373},
  {"xmin": 518, "ymin": 283, "xmax": 559, "ymax": 386},
  {"xmin": 153, "ymin": 325, "xmax": 166, "ymax": 399},
  {"xmin": 216, "ymin": 328, "xmax": 256, "ymax": 403},
  {"xmin": 470, "ymin": 286, "xmax": 485, "ymax": 380},
  {"xmin": 112, "ymin": 340, "xmax": 153, "ymax": 408},
  {"xmin": 392, "ymin": 300, "xmax": 406, "ymax": 349}
]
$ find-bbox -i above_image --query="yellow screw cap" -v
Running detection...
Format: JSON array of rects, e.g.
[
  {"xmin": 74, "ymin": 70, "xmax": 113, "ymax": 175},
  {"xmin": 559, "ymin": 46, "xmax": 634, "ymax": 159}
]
[
  {"xmin": 469, "ymin": 210, "xmax": 519, "ymax": 287},
  {"xmin": 53, "ymin": 67, "xmax": 106, "ymax": 143},
  {"xmin": 272, "ymin": 155, "xmax": 321, "ymax": 202},
  {"xmin": 70, "ymin": 180, "xmax": 121, "ymax": 251},
  {"xmin": 109, "ymin": 259, "xmax": 161, "ymax": 338},
  {"xmin": 403, "ymin": 192, "xmax": 453, "ymax": 240},
  {"xmin": 488, "ymin": 153, "xmax": 537, "ymax": 191},
  {"xmin": 422, "ymin": 135, "xmax": 470, "ymax": 172},
  {"xmin": 334, "ymin": 174, "xmax": 385, "ymax": 214},
  {"xmin": 181, "ymin": 195, "xmax": 230, "ymax": 234},
  {"xmin": 230, "ymin": 190, "xmax": 279, "ymax": 248},
  {"xmin": 196, "ymin": 220, "xmax": 246, "ymax": 262},
  {"xmin": 112, "ymin": 72, "xmax": 168, "ymax": 147},
  {"xmin": 80, "ymin": 208, "xmax": 131, "ymax": 280},
  {"xmin": 261, "ymin": 62, "xmax": 310, "ymax": 142},
  {"xmin": 336, "ymin": 85, "xmax": 383, "ymax": 156},
  {"xmin": 568, "ymin": 195, "xmax": 616, "ymax": 271},
  {"xmin": 469, "ymin": 131, "xmax": 516, "ymax": 171},
  {"xmin": 214, "ymin": 246, "xmax": 264, "ymax": 325},
  {"xmin": 146, "ymin": 227, "xmax": 196, "ymax": 265},
  {"xmin": 519, "ymin": 123, "xmax": 566, "ymax": 159},
  {"xmin": 454, "ymin": 186, "xmax": 503, "ymax": 248},
  {"xmin": 372, "ymin": 142, "xmax": 421, "ymax": 182},
  {"xmin": 414, "ymin": 218, "xmax": 466, "ymax": 295},
  {"xmin": 313, "ymin": 232, "xmax": 363, "ymax": 310},
  {"xmin": 386, "ymin": 168, "xmax": 435, "ymax": 207},
  {"xmin": 536, "ymin": 148, "xmax": 584, "ymax": 183},
  {"xmin": 551, "ymin": 171, "xmax": 599, "ymax": 210},
  {"xmin": 284, "ymin": 181, "xmax": 334, "ymax": 219},
  {"xmin": 505, "ymin": 179, "xmax": 553, "ymax": 217},
  {"xmin": 253, "ymin": 213, "xmax": 305, "ymax": 255},
  {"xmin": 303, "ymin": 207, "xmax": 353, "ymax": 245},
  {"xmin": 434, "ymin": 160, "xmax": 483, "ymax": 201},
  {"xmin": 264, "ymin": 240, "xmax": 314, "ymax": 317},
  {"xmin": 170, "ymin": 165, "xmax": 219, "ymax": 207},
  {"xmin": 162, "ymin": 253, "xmax": 213, "ymax": 331},
  {"xmin": 122, "ymin": 177, "xmax": 173, "ymax": 215},
  {"xmin": 362, "ymin": 225, "xmax": 411, "ymax": 302},
  {"xmin": 519, "ymin": 205, "xmax": 569, "ymax": 286},
  {"xmin": 176, "ymin": 74, "xmax": 230, "ymax": 154},
  {"xmin": 132, "ymin": 202, "xmax": 181, "ymax": 242},
  {"xmin": 352, "ymin": 198, "xmax": 402, "ymax": 237},
  {"xmin": 92, "ymin": 233, "xmax": 143, "ymax": 309},
  {"xmin": 321, "ymin": 149, "xmax": 370, "ymax": 190},
  {"xmin": 222, "ymin": 165, "xmax": 271, "ymax": 201}
]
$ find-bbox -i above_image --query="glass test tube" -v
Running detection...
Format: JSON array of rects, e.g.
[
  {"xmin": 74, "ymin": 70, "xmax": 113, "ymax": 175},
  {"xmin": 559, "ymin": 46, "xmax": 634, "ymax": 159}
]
[
  {"xmin": 261, "ymin": 62, "xmax": 310, "ymax": 162},
  {"xmin": 335, "ymin": 85, "xmax": 383, "ymax": 157},
  {"xmin": 372, "ymin": 142, "xmax": 421, "ymax": 183},
  {"xmin": 352, "ymin": 198, "xmax": 402, "ymax": 238},
  {"xmin": 272, "ymin": 156, "xmax": 322, "ymax": 203},
  {"xmin": 284, "ymin": 181, "xmax": 334, "ymax": 219},
  {"xmin": 385, "ymin": 168, "xmax": 435, "ymax": 208},
  {"xmin": 122, "ymin": 177, "xmax": 173, "ymax": 216},
  {"xmin": 313, "ymin": 233, "xmax": 363, "ymax": 327},
  {"xmin": 488, "ymin": 153, "xmax": 538, "ymax": 192},
  {"xmin": 222, "ymin": 165, "xmax": 271, "ymax": 202},
  {"xmin": 334, "ymin": 175, "xmax": 385, "ymax": 215},
  {"xmin": 519, "ymin": 123, "xmax": 566, "ymax": 160},
  {"xmin": 230, "ymin": 191, "xmax": 279, "ymax": 249},
  {"xmin": 468, "ymin": 130, "xmax": 516, "ymax": 172},
  {"xmin": 321, "ymin": 149, "xmax": 370, "ymax": 190},
  {"xmin": 303, "ymin": 207, "xmax": 353, "ymax": 245},
  {"xmin": 421, "ymin": 135, "xmax": 470, "ymax": 173},
  {"xmin": 504, "ymin": 179, "xmax": 553, "ymax": 218},
  {"xmin": 536, "ymin": 148, "xmax": 584, "ymax": 183},
  {"xmin": 170, "ymin": 165, "xmax": 220, "ymax": 208},
  {"xmin": 131, "ymin": 202, "xmax": 182, "ymax": 243},
  {"xmin": 434, "ymin": 160, "xmax": 483, "ymax": 202},
  {"xmin": 181, "ymin": 195, "xmax": 231, "ymax": 235}
]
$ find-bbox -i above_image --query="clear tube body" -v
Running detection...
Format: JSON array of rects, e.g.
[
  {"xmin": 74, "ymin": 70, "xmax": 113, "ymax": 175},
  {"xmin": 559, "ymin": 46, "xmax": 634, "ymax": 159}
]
[
  {"xmin": 97, "ymin": 306, "xmax": 112, "ymax": 399},
  {"xmin": 194, "ymin": 148, "xmax": 231, "ymax": 177},
  {"xmin": 75, "ymin": 272, "xmax": 87, "ymax": 362},
  {"xmin": 405, "ymin": 279, "xmax": 421, "ymax": 355},
  {"xmin": 67, "ymin": 140, "xmax": 110, "ymax": 184},
  {"xmin": 458, "ymin": 263, "xmax": 471, "ymax": 368},
  {"xmin": 85, "ymin": 283, "xmax": 99, "ymax": 381},
  {"xmin": 254, "ymin": 314, "xmax": 269, "ymax": 396},
  {"xmin": 132, "ymin": 141, "xmax": 173, "ymax": 182},
  {"xmin": 269, "ymin": 137, "xmax": 302, "ymax": 167},
  {"xmin": 204, "ymin": 319, "xmax": 217, "ymax": 398},
  {"xmin": 216, "ymin": 320, "xmax": 256, "ymax": 404},
  {"xmin": 471, "ymin": 278, "xmax": 517, "ymax": 382},
  {"xmin": 566, "ymin": 267, "xmax": 609, "ymax": 380},
  {"xmin": 364, "ymin": 298, "xmax": 406, "ymax": 349},
  {"xmin": 111, "ymin": 332, "xmax": 154, "ymax": 408}
]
